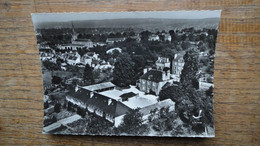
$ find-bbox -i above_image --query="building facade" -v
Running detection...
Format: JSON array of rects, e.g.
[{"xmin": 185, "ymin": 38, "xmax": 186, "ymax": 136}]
[
  {"xmin": 66, "ymin": 82, "xmax": 132, "ymax": 123},
  {"xmin": 155, "ymin": 56, "xmax": 171, "ymax": 70},
  {"xmin": 139, "ymin": 69, "xmax": 170, "ymax": 95},
  {"xmin": 172, "ymin": 52, "xmax": 185, "ymax": 80}
]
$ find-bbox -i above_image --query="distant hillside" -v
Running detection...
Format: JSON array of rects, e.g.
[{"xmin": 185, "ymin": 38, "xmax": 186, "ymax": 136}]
[{"xmin": 36, "ymin": 18, "xmax": 220, "ymax": 32}]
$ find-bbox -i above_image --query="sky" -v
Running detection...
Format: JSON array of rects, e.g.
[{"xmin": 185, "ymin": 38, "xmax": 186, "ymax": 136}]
[{"xmin": 32, "ymin": 10, "xmax": 221, "ymax": 25}]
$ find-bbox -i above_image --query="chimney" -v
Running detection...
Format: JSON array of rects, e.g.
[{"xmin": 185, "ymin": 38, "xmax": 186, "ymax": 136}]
[
  {"xmin": 75, "ymin": 85, "xmax": 79, "ymax": 92},
  {"xmin": 143, "ymin": 68, "xmax": 147, "ymax": 74},
  {"xmin": 174, "ymin": 54, "xmax": 177, "ymax": 59},
  {"xmin": 167, "ymin": 70, "xmax": 171, "ymax": 79},
  {"xmin": 162, "ymin": 71, "xmax": 166, "ymax": 81}
]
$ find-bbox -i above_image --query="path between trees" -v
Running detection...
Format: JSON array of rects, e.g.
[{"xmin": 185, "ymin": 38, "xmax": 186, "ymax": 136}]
[{"xmin": 43, "ymin": 114, "xmax": 81, "ymax": 133}]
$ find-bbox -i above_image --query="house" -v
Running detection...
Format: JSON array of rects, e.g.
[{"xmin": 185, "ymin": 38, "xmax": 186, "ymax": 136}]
[
  {"xmin": 66, "ymin": 83, "xmax": 132, "ymax": 123},
  {"xmin": 80, "ymin": 52, "xmax": 99, "ymax": 66},
  {"xmin": 199, "ymin": 51, "xmax": 209, "ymax": 57},
  {"xmin": 40, "ymin": 52, "xmax": 53, "ymax": 61},
  {"xmin": 114, "ymin": 99, "xmax": 175, "ymax": 127},
  {"xmin": 38, "ymin": 44, "xmax": 51, "ymax": 51},
  {"xmin": 86, "ymin": 52, "xmax": 99, "ymax": 60},
  {"xmin": 58, "ymin": 44, "xmax": 86, "ymax": 51},
  {"xmin": 148, "ymin": 34, "xmax": 160, "ymax": 41},
  {"xmin": 106, "ymin": 47, "xmax": 122, "ymax": 54},
  {"xmin": 172, "ymin": 52, "xmax": 185, "ymax": 81},
  {"xmin": 80, "ymin": 55, "xmax": 92, "ymax": 66},
  {"xmin": 155, "ymin": 56, "xmax": 171, "ymax": 70},
  {"xmin": 67, "ymin": 56, "xmax": 80, "ymax": 65},
  {"xmin": 139, "ymin": 68, "xmax": 170, "ymax": 95},
  {"xmin": 129, "ymin": 34, "xmax": 141, "ymax": 42},
  {"xmin": 61, "ymin": 63, "xmax": 67, "ymax": 71},
  {"xmin": 163, "ymin": 34, "xmax": 172, "ymax": 42},
  {"xmin": 94, "ymin": 62, "xmax": 113, "ymax": 71},
  {"xmin": 72, "ymin": 39, "xmax": 93, "ymax": 48},
  {"xmin": 65, "ymin": 77, "xmax": 82, "ymax": 85},
  {"xmin": 93, "ymin": 42, "xmax": 106, "ymax": 47},
  {"xmin": 106, "ymin": 37, "xmax": 125, "ymax": 44},
  {"xmin": 199, "ymin": 73, "xmax": 213, "ymax": 83}
]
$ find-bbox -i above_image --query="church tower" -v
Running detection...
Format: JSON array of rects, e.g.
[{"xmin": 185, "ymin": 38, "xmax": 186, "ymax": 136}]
[{"xmin": 71, "ymin": 22, "xmax": 77, "ymax": 42}]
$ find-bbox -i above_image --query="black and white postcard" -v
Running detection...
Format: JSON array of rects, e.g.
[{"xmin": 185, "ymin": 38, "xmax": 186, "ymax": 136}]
[{"xmin": 32, "ymin": 10, "xmax": 221, "ymax": 137}]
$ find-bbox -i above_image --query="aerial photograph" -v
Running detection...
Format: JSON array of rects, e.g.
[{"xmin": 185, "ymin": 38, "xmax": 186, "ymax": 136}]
[{"xmin": 32, "ymin": 11, "xmax": 221, "ymax": 137}]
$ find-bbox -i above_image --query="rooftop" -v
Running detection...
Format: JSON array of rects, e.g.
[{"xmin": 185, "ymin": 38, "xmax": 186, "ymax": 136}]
[
  {"xmin": 174, "ymin": 51, "xmax": 186, "ymax": 61},
  {"xmin": 139, "ymin": 99, "xmax": 175, "ymax": 116},
  {"xmin": 82, "ymin": 82, "xmax": 116, "ymax": 92},
  {"xmin": 74, "ymin": 38, "xmax": 92, "ymax": 42},
  {"xmin": 140, "ymin": 69, "xmax": 163, "ymax": 82},
  {"xmin": 68, "ymin": 56, "xmax": 79, "ymax": 60},
  {"xmin": 120, "ymin": 92, "xmax": 137, "ymax": 98},
  {"xmin": 106, "ymin": 38, "xmax": 125, "ymax": 41},
  {"xmin": 67, "ymin": 88, "xmax": 131, "ymax": 117}
]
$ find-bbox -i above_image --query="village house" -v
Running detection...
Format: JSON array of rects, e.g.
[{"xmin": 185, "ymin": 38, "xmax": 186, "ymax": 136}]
[
  {"xmin": 38, "ymin": 44, "xmax": 51, "ymax": 50},
  {"xmin": 65, "ymin": 77, "xmax": 82, "ymax": 86},
  {"xmin": 40, "ymin": 52, "xmax": 53, "ymax": 61},
  {"xmin": 80, "ymin": 55, "xmax": 92, "ymax": 66},
  {"xmin": 61, "ymin": 63, "xmax": 67, "ymax": 71},
  {"xmin": 94, "ymin": 62, "xmax": 113, "ymax": 72},
  {"xmin": 79, "ymin": 52, "xmax": 99, "ymax": 67},
  {"xmin": 155, "ymin": 56, "xmax": 171, "ymax": 70},
  {"xmin": 93, "ymin": 42, "xmax": 106, "ymax": 47},
  {"xmin": 72, "ymin": 38, "xmax": 94, "ymax": 48},
  {"xmin": 129, "ymin": 34, "xmax": 141, "ymax": 42},
  {"xmin": 199, "ymin": 73, "xmax": 213, "ymax": 83},
  {"xmin": 171, "ymin": 52, "xmax": 185, "ymax": 81},
  {"xmin": 148, "ymin": 34, "xmax": 160, "ymax": 41},
  {"xmin": 139, "ymin": 68, "xmax": 171, "ymax": 95},
  {"xmin": 162, "ymin": 33, "xmax": 172, "ymax": 42},
  {"xmin": 106, "ymin": 37, "xmax": 126, "ymax": 44},
  {"xmin": 67, "ymin": 56, "xmax": 80, "ymax": 65}
]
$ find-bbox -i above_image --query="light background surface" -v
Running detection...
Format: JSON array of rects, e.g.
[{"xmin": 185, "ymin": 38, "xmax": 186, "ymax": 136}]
[{"xmin": 0, "ymin": 0, "xmax": 259, "ymax": 145}]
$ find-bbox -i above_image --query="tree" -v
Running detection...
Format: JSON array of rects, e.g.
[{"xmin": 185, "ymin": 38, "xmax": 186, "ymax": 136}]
[
  {"xmin": 159, "ymin": 85, "xmax": 183, "ymax": 102},
  {"xmin": 112, "ymin": 53, "xmax": 135, "ymax": 87},
  {"xmin": 206, "ymin": 86, "xmax": 214, "ymax": 97},
  {"xmin": 52, "ymin": 76, "xmax": 62, "ymax": 85},
  {"xmin": 148, "ymin": 107, "xmax": 176, "ymax": 135},
  {"xmin": 180, "ymin": 50, "xmax": 199, "ymax": 89},
  {"xmin": 132, "ymin": 55, "xmax": 146, "ymax": 72},
  {"xmin": 54, "ymin": 103, "xmax": 61, "ymax": 113},
  {"xmin": 140, "ymin": 30, "xmax": 152, "ymax": 42},
  {"xmin": 83, "ymin": 64, "xmax": 93, "ymax": 84},
  {"xmin": 117, "ymin": 109, "xmax": 148, "ymax": 135},
  {"xmin": 44, "ymin": 101, "xmax": 49, "ymax": 109},
  {"xmin": 85, "ymin": 115, "xmax": 113, "ymax": 135}
]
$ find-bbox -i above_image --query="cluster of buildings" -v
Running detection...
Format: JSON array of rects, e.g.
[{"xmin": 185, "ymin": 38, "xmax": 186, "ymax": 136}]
[
  {"xmin": 138, "ymin": 52, "xmax": 185, "ymax": 95},
  {"xmin": 148, "ymin": 33, "xmax": 172, "ymax": 42},
  {"xmin": 65, "ymin": 81, "xmax": 175, "ymax": 126},
  {"xmin": 64, "ymin": 52, "xmax": 186, "ymax": 126}
]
